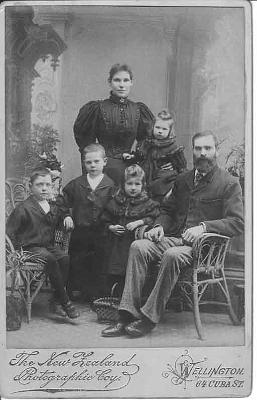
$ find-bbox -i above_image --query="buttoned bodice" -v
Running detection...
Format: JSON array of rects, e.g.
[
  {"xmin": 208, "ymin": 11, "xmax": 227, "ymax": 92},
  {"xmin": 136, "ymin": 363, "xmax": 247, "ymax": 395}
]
[{"xmin": 74, "ymin": 92, "xmax": 154, "ymax": 158}]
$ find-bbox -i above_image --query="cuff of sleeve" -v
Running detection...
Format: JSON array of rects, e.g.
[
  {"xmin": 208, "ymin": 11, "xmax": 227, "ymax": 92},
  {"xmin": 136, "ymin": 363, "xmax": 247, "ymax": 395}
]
[
  {"xmin": 199, "ymin": 222, "xmax": 207, "ymax": 232},
  {"xmin": 135, "ymin": 225, "xmax": 149, "ymax": 240}
]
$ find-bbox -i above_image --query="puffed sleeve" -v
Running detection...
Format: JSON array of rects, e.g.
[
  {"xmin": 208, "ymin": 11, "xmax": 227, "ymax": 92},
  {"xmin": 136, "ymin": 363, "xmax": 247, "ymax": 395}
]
[
  {"xmin": 142, "ymin": 200, "xmax": 160, "ymax": 226},
  {"xmin": 134, "ymin": 200, "xmax": 160, "ymax": 239},
  {"xmin": 136, "ymin": 102, "xmax": 155, "ymax": 141},
  {"xmin": 73, "ymin": 101, "xmax": 101, "ymax": 151}
]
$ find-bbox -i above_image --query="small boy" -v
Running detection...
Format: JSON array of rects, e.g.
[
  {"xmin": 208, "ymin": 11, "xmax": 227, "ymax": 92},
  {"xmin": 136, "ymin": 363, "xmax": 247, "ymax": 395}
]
[
  {"xmin": 6, "ymin": 168, "xmax": 79, "ymax": 319},
  {"xmin": 62, "ymin": 143, "xmax": 116, "ymax": 301}
]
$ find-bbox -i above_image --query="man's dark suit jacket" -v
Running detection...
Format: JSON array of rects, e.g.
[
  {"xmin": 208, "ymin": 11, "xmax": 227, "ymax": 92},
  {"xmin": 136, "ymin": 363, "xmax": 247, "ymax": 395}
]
[{"xmin": 155, "ymin": 165, "xmax": 244, "ymax": 238}]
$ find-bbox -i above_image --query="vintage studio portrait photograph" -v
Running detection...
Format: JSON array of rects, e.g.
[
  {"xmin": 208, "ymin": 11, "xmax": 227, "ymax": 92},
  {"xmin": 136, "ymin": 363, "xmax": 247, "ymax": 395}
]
[{"xmin": 3, "ymin": 1, "xmax": 250, "ymax": 357}]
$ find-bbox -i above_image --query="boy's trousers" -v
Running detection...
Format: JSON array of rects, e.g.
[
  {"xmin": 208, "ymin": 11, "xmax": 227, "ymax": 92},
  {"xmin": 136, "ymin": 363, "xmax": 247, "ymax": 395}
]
[
  {"xmin": 26, "ymin": 246, "xmax": 70, "ymax": 305},
  {"xmin": 68, "ymin": 226, "xmax": 107, "ymax": 298}
]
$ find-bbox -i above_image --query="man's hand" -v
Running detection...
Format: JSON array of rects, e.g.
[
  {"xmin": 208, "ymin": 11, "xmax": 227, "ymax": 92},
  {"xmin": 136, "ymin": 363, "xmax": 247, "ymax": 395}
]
[
  {"xmin": 64, "ymin": 216, "xmax": 74, "ymax": 231},
  {"xmin": 181, "ymin": 225, "xmax": 205, "ymax": 244},
  {"xmin": 126, "ymin": 220, "xmax": 144, "ymax": 231},
  {"xmin": 144, "ymin": 226, "xmax": 164, "ymax": 242},
  {"xmin": 109, "ymin": 224, "xmax": 126, "ymax": 236}
]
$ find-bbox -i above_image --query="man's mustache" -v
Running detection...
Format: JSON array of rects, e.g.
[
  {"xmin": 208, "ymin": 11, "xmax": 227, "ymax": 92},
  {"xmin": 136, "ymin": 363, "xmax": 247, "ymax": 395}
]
[
  {"xmin": 193, "ymin": 155, "xmax": 216, "ymax": 171},
  {"xmin": 195, "ymin": 157, "xmax": 212, "ymax": 163}
]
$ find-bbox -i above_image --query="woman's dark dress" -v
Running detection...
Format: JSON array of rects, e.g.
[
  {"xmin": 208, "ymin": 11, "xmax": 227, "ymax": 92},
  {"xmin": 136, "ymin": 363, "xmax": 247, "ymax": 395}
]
[{"xmin": 74, "ymin": 92, "xmax": 154, "ymax": 184}]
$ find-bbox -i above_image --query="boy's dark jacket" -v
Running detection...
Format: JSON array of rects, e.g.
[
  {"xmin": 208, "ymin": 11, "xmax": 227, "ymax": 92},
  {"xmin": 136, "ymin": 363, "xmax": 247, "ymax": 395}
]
[
  {"xmin": 6, "ymin": 195, "xmax": 62, "ymax": 249},
  {"xmin": 101, "ymin": 189, "xmax": 160, "ymax": 275},
  {"xmin": 60, "ymin": 174, "xmax": 115, "ymax": 228}
]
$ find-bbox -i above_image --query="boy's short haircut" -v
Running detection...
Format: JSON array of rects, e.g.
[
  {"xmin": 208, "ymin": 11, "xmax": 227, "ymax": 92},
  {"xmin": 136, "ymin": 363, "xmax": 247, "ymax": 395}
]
[
  {"xmin": 29, "ymin": 168, "xmax": 52, "ymax": 184},
  {"xmin": 124, "ymin": 164, "xmax": 146, "ymax": 187},
  {"xmin": 82, "ymin": 143, "xmax": 106, "ymax": 159}
]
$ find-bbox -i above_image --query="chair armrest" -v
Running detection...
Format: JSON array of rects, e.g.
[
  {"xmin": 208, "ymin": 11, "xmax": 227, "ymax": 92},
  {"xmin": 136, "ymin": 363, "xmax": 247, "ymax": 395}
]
[
  {"xmin": 192, "ymin": 233, "xmax": 230, "ymax": 254},
  {"xmin": 54, "ymin": 229, "xmax": 71, "ymax": 254},
  {"xmin": 191, "ymin": 233, "xmax": 230, "ymax": 272}
]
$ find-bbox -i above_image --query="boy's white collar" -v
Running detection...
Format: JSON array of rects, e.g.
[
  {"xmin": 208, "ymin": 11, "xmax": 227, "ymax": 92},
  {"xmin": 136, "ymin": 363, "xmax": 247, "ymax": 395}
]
[
  {"xmin": 87, "ymin": 173, "xmax": 104, "ymax": 181},
  {"xmin": 87, "ymin": 173, "xmax": 104, "ymax": 190}
]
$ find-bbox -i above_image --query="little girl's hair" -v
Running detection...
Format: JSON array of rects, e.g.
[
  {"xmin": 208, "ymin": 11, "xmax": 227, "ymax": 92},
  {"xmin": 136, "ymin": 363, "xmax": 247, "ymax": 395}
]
[
  {"xmin": 124, "ymin": 164, "xmax": 146, "ymax": 188},
  {"xmin": 157, "ymin": 109, "xmax": 176, "ymax": 123},
  {"xmin": 155, "ymin": 109, "xmax": 176, "ymax": 137}
]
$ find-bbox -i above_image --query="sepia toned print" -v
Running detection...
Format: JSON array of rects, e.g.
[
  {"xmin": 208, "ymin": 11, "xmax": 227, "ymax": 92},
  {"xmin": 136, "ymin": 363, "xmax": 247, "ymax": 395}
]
[{"xmin": 0, "ymin": 0, "xmax": 252, "ymax": 398}]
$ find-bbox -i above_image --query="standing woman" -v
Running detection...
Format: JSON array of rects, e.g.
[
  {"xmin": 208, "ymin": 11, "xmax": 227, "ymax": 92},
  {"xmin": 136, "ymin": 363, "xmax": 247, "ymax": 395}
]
[{"xmin": 74, "ymin": 63, "xmax": 154, "ymax": 184}]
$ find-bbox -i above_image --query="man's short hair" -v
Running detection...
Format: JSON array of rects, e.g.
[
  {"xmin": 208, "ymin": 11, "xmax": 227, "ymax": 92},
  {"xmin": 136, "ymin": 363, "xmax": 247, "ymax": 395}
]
[
  {"xmin": 82, "ymin": 143, "xmax": 106, "ymax": 158},
  {"xmin": 192, "ymin": 130, "xmax": 218, "ymax": 148},
  {"xmin": 29, "ymin": 168, "xmax": 52, "ymax": 184}
]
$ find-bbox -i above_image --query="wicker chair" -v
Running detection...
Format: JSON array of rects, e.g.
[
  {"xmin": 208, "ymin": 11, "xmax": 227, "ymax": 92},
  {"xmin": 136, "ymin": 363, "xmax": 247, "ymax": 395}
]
[
  {"xmin": 5, "ymin": 179, "xmax": 70, "ymax": 323},
  {"xmin": 178, "ymin": 233, "xmax": 240, "ymax": 340}
]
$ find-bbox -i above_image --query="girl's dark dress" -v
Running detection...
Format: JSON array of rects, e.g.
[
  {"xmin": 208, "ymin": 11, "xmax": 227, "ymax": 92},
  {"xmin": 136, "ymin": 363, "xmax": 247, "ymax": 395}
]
[
  {"xmin": 139, "ymin": 136, "xmax": 187, "ymax": 202},
  {"xmin": 102, "ymin": 189, "xmax": 160, "ymax": 277},
  {"xmin": 74, "ymin": 92, "xmax": 154, "ymax": 184}
]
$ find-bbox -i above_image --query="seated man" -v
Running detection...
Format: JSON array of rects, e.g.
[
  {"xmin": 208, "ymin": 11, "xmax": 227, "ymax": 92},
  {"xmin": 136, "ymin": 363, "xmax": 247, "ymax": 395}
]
[{"xmin": 101, "ymin": 130, "xmax": 244, "ymax": 337}]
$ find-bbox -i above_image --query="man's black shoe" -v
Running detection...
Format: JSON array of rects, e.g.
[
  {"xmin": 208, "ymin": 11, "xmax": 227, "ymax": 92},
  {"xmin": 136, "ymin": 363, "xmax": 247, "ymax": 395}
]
[
  {"xmin": 101, "ymin": 322, "xmax": 127, "ymax": 337},
  {"xmin": 125, "ymin": 319, "xmax": 156, "ymax": 337}
]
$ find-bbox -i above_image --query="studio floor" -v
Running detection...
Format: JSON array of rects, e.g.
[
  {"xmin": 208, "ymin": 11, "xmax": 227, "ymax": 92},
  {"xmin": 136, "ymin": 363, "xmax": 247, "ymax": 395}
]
[{"xmin": 6, "ymin": 292, "xmax": 245, "ymax": 349}]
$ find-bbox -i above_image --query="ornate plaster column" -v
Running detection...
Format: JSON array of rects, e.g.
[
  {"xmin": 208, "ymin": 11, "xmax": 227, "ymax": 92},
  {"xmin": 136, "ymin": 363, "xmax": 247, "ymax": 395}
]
[{"xmin": 5, "ymin": 5, "xmax": 67, "ymax": 177}]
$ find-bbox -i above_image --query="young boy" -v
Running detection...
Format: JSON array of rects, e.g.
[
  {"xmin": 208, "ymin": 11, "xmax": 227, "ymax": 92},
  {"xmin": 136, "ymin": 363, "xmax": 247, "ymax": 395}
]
[
  {"xmin": 6, "ymin": 168, "xmax": 79, "ymax": 319},
  {"xmin": 62, "ymin": 143, "xmax": 116, "ymax": 301}
]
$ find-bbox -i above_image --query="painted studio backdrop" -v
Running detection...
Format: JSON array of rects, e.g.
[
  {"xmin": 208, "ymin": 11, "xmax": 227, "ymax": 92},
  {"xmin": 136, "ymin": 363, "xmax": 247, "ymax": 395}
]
[{"xmin": 5, "ymin": 4, "xmax": 245, "ymax": 347}]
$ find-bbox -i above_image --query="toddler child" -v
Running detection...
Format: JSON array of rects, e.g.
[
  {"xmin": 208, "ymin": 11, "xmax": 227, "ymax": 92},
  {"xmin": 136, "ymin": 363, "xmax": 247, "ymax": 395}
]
[
  {"xmin": 62, "ymin": 143, "xmax": 116, "ymax": 301},
  {"xmin": 125, "ymin": 110, "xmax": 187, "ymax": 203},
  {"xmin": 102, "ymin": 164, "xmax": 160, "ymax": 296},
  {"xmin": 6, "ymin": 168, "xmax": 79, "ymax": 319}
]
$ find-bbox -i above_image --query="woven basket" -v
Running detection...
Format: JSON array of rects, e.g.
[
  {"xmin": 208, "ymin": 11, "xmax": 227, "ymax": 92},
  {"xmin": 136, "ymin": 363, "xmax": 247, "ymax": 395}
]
[{"xmin": 93, "ymin": 283, "xmax": 120, "ymax": 323}]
